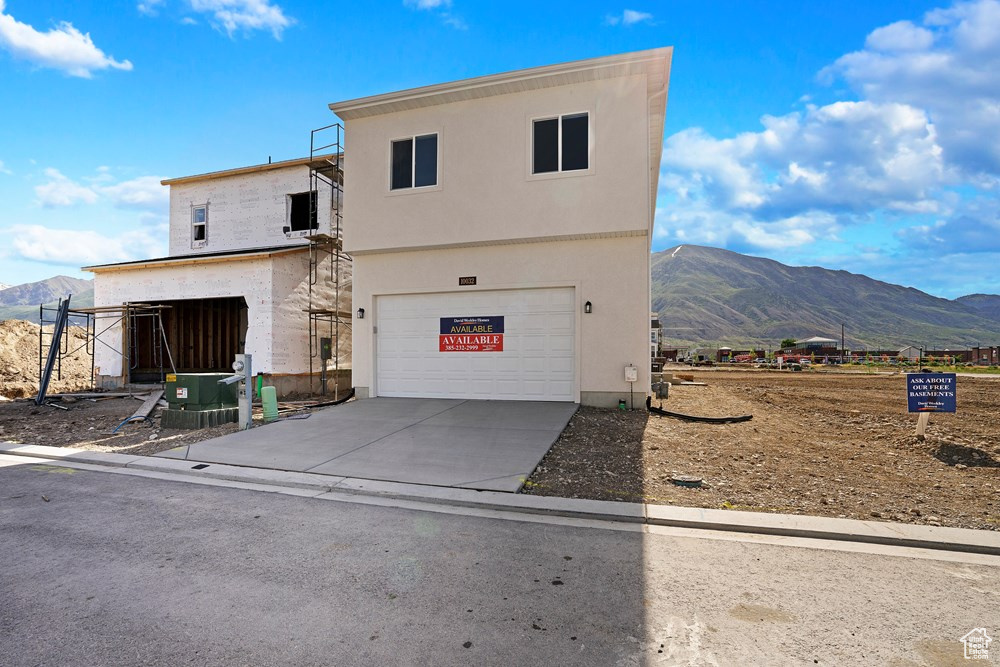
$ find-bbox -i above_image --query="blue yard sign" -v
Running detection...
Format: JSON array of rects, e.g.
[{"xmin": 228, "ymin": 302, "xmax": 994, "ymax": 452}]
[{"xmin": 906, "ymin": 373, "xmax": 957, "ymax": 413}]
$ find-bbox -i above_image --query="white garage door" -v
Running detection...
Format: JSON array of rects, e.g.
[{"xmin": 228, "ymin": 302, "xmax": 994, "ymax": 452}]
[{"xmin": 375, "ymin": 287, "xmax": 575, "ymax": 401}]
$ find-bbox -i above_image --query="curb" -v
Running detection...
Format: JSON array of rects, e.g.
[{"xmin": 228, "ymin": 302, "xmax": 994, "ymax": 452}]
[{"xmin": 3, "ymin": 443, "xmax": 999, "ymax": 557}]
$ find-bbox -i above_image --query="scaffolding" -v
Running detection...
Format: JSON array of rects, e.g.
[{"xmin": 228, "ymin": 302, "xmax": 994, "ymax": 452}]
[
  {"xmin": 38, "ymin": 301, "xmax": 175, "ymax": 398},
  {"xmin": 306, "ymin": 123, "xmax": 352, "ymax": 398}
]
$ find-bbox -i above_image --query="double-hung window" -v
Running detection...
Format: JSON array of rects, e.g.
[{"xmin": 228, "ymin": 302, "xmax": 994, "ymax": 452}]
[
  {"xmin": 391, "ymin": 133, "xmax": 438, "ymax": 190},
  {"xmin": 532, "ymin": 112, "xmax": 589, "ymax": 174},
  {"xmin": 191, "ymin": 204, "xmax": 208, "ymax": 247}
]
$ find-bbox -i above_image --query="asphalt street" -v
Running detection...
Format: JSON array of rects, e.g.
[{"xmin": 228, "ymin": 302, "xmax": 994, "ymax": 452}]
[{"xmin": 1, "ymin": 461, "xmax": 997, "ymax": 666}]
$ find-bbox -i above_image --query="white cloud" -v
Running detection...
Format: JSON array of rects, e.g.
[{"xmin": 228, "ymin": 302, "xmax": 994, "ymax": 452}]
[
  {"xmin": 137, "ymin": 0, "xmax": 165, "ymax": 16},
  {"xmin": 35, "ymin": 169, "xmax": 99, "ymax": 207},
  {"xmin": 8, "ymin": 224, "xmax": 165, "ymax": 266},
  {"xmin": 0, "ymin": 159, "xmax": 11, "ymax": 175},
  {"xmin": 655, "ymin": 0, "xmax": 1000, "ymax": 290},
  {"xmin": 403, "ymin": 0, "xmax": 466, "ymax": 29},
  {"xmin": 34, "ymin": 168, "xmax": 167, "ymax": 210},
  {"xmin": 663, "ymin": 100, "xmax": 949, "ymax": 221},
  {"xmin": 823, "ymin": 0, "xmax": 1000, "ymax": 176},
  {"xmin": 188, "ymin": 0, "xmax": 293, "ymax": 38},
  {"xmin": 98, "ymin": 175, "xmax": 169, "ymax": 208},
  {"xmin": 606, "ymin": 9, "xmax": 653, "ymax": 26},
  {"xmin": 404, "ymin": 0, "xmax": 451, "ymax": 9},
  {"xmin": 0, "ymin": 0, "xmax": 132, "ymax": 77},
  {"xmin": 864, "ymin": 20, "xmax": 935, "ymax": 51}
]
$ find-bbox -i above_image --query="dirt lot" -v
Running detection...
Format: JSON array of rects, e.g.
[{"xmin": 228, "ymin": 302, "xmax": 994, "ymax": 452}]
[
  {"xmin": 0, "ymin": 393, "xmax": 240, "ymax": 456},
  {"xmin": 0, "ymin": 320, "xmax": 93, "ymax": 399},
  {"xmin": 525, "ymin": 368, "xmax": 1000, "ymax": 531}
]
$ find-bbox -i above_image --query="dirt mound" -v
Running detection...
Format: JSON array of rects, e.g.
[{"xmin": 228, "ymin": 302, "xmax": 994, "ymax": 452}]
[{"xmin": 0, "ymin": 320, "xmax": 93, "ymax": 399}]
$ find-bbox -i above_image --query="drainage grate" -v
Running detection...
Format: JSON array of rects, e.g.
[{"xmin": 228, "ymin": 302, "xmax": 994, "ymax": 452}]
[{"xmin": 191, "ymin": 464, "xmax": 210, "ymax": 470}]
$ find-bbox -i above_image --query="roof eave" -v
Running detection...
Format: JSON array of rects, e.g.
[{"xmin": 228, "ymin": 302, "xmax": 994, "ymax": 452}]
[{"xmin": 329, "ymin": 47, "xmax": 673, "ymax": 120}]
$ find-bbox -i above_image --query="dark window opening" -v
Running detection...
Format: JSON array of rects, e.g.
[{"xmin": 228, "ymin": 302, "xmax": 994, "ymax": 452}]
[
  {"xmin": 391, "ymin": 134, "xmax": 437, "ymax": 190},
  {"xmin": 414, "ymin": 134, "xmax": 438, "ymax": 187},
  {"xmin": 391, "ymin": 139, "xmax": 413, "ymax": 190},
  {"xmin": 532, "ymin": 113, "xmax": 589, "ymax": 174},
  {"xmin": 288, "ymin": 191, "xmax": 318, "ymax": 232},
  {"xmin": 561, "ymin": 113, "xmax": 589, "ymax": 171},
  {"xmin": 532, "ymin": 118, "xmax": 559, "ymax": 174}
]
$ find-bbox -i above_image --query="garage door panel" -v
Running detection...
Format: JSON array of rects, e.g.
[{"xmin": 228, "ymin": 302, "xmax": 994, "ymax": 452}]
[{"xmin": 376, "ymin": 288, "xmax": 575, "ymax": 401}]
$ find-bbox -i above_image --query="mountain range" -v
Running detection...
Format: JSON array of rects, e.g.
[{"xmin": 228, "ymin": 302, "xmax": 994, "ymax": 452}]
[
  {"xmin": 652, "ymin": 245, "xmax": 1000, "ymax": 350},
  {"xmin": 0, "ymin": 276, "xmax": 94, "ymax": 323}
]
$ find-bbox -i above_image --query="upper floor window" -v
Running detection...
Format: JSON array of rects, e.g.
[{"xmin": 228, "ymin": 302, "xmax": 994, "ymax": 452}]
[
  {"xmin": 391, "ymin": 133, "xmax": 438, "ymax": 190},
  {"xmin": 287, "ymin": 191, "xmax": 317, "ymax": 233},
  {"xmin": 532, "ymin": 112, "xmax": 589, "ymax": 174},
  {"xmin": 191, "ymin": 204, "xmax": 207, "ymax": 247}
]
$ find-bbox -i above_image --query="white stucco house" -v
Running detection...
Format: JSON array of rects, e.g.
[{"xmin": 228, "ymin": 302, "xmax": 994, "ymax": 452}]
[
  {"xmin": 330, "ymin": 47, "xmax": 672, "ymax": 406},
  {"xmin": 84, "ymin": 155, "xmax": 351, "ymax": 396}
]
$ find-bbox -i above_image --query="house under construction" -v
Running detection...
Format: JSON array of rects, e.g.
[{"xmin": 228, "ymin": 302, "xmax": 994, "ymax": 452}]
[{"xmin": 83, "ymin": 125, "xmax": 351, "ymax": 398}]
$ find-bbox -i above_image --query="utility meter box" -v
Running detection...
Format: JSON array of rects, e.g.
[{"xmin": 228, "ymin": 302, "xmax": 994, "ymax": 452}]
[
  {"xmin": 165, "ymin": 373, "xmax": 239, "ymax": 411},
  {"xmin": 624, "ymin": 364, "xmax": 638, "ymax": 383}
]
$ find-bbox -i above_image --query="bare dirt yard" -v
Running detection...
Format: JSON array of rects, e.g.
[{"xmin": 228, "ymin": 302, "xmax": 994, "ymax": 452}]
[
  {"xmin": 0, "ymin": 320, "xmax": 92, "ymax": 399},
  {"xmin": 525, "ymin": 368, "xmax": 1000, "ymax": 531},
  {"xmin": 0, "ymin": 393, "xmax": 240, "ymax": 457}
]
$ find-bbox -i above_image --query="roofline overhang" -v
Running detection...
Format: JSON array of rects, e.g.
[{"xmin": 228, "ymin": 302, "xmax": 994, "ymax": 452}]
[
  {"xmin": 83, "ymin": 245, "xmax": 309, "ymax": 273},
  {"xmin": 329, "ymin": 47, "xmax": 672, "ymax": 120},
  {"xmin": 161, "ymin": 154, "xmax": 340, "ymax": 186}
]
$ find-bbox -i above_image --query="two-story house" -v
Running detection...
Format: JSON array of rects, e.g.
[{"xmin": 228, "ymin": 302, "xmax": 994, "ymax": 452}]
[
  {"xmin": 84, "ymin": 154, "xmax": 351, "ymax": 396},
  {"xmin": 330, "ymin": 48, "xmax": 671, "ymax": 406}
]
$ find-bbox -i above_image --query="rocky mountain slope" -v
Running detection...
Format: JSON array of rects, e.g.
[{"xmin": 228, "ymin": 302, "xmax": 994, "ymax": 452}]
[
  {"xmin": 0, "ymin": 277, "xmax": 94, "ymax": 323},
  {"xmin": 652, "ymin": 245, "xmax": 1000, "ymax": 348},
  {"xmin": 0, "ymin": 276, "xmax": 93, "ymax": 307}
]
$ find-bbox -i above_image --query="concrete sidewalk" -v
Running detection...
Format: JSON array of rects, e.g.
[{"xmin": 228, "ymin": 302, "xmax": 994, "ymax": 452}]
[
  {"xmin": 3, "ymin": 443, "xmax": 999, "ymax": 558},
  {"xmin": 155, "ymin": 398, "xmax": 578, "ymax": 492}
]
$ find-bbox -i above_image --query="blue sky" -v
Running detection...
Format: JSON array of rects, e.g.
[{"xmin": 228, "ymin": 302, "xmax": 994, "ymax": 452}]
[{"xmin": 1, "ymin": 0, "xmax": 997, "ymax": 298}]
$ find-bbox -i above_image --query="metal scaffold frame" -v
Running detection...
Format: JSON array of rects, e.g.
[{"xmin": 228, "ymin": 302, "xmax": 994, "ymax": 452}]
[
  {"xmin": 306, "ymin": 123, "xmax": 352, "ymax": 398},
  {"xmin": 38, "ymin": 301, "xmax": 176, "ymax": 400}
]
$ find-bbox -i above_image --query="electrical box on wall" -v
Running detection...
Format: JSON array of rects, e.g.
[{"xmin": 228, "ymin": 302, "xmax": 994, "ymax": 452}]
[{"xmin": 624, "ymin": 364, "xmax": 638, "ymax": 383}]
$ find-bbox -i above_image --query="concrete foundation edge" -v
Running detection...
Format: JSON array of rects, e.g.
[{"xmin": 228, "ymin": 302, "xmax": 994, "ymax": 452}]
[
  {"xmin": 580, "ymin": 391, "xmax": 646, "ymax": 409},
  {"xmin": 353, "ymin": 389, "xmax": 639, "ymax": 408},
  {"xmin": 2, "ymin": 443, "xmax": 997, "ymax": 557}
]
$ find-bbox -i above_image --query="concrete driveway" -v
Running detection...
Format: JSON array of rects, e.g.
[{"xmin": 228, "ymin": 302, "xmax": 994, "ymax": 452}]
[{"xmin": 157, "ymin": 398, "xmax": 577, "ymax": 492}]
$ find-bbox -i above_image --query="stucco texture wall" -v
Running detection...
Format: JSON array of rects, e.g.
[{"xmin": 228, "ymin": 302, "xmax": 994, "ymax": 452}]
[
  {"xmin": 342, "ymin": 75, "xmax": 650, "ymax": 254},
  {"xmin": 351, "ymin": 236, "xmax": 649, "ymax": 405}
]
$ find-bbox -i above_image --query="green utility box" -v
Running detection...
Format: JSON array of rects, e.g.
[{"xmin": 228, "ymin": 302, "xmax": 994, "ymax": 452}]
[
  {"xmin": 165, "ymin": 373, "xmax": 239, "ymax": 410},
  {"xmin": 161, "ymin": 373, "xmax": 240, "ymax": 429}
]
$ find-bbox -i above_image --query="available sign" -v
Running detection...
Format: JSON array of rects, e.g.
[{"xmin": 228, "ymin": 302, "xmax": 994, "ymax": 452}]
[
  {"xmin": 907, "ymin": 373, "xmax": 957, "ymax": 413},
  {"xmin": 439, "ymin": 316, "xmax": 504, "ymax": 352}
]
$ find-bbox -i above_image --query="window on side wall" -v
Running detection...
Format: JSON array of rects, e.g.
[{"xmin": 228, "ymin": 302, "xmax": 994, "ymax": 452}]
[
  {"xmin": 532, "ymin": 112, "xmax": 589, "ymax": 174},
  {"xmin": 287, "ymin": 191, "xmax": 318, "ymax": 233},
  {"xmin": 191, "ymin": 204, "xmax": 207, "ymax": 248},
  {"xmin": 390, "ymin": 133, "xmax": 438, "ymax": 190}
]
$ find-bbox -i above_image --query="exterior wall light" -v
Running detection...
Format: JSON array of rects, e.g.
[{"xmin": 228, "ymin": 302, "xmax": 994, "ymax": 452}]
[
  {"xmin": 584, "ymin": 301, "xmax": 592, "ymax": 314},
  {"xmin": 357, "ymin": 307, "xmax": 365, "ymax": 319}
]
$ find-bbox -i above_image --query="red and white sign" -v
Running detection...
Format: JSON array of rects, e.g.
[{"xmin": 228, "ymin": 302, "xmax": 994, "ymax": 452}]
[
  {"xmin": 439, "ymin": 334, "xmax": 503, "ymax": 352},
  {"xmin": 439, "ymin": 316, "xmax": 504, "ymax": 352}
]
